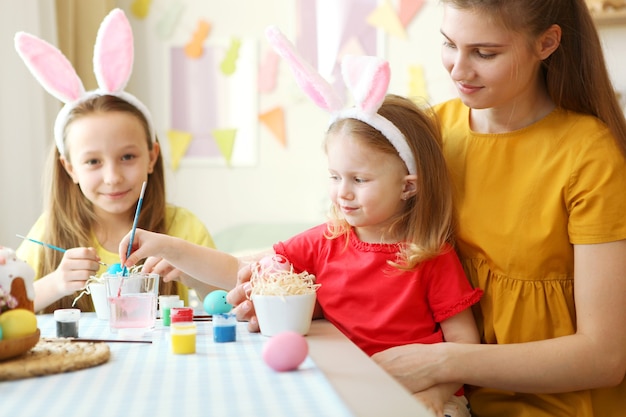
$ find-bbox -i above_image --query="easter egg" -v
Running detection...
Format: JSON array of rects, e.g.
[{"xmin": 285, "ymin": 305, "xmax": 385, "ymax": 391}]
[
  {"xmin": 0, "ymin": 308, "xmax": 37, "ymax": 340},
  {"xmin": 203, "ymin": 290, "xmax": 233, "ymax": 315},
  {"xmin": 262, "ymin": 331, "xmax": 308, "ymax": 372},
  {"xmin": 107, "ymin": 263, "xmax": 124, "ymax": 275},
  {"xmin": 257, "ymin": 254, "xmax": 291, "ymax": 273}
]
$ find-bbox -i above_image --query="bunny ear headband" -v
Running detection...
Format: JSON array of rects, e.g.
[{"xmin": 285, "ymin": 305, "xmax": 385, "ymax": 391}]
[
  {"xmin": 14, "ymin": 8, "xmax": 155, "ymax": 155},
  {"xmin": 265, "ymin": 26, "xmax": 416, "ymax": 175}
]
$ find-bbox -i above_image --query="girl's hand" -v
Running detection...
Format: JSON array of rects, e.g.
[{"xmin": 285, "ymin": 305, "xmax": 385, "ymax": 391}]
[
  {"xmin": 119, "ymin": 228, "xmax": 169, "ymax": 267},
  {"xmin": 141, "ymin": 256, "xmax": 180, "ymax": 282},
  {"xmin": 53, "ymin": 247, "xmax": 101, "ymax": 296},
  {"xmin": 226, "ymin": 263, "xmax": 260, "ymax": 332}
]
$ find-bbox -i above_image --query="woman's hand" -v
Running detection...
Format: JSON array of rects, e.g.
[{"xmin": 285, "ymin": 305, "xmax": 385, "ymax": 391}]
[
  {"xmin": 372, "ymin": 343, "xmax": 449, "ymax": 394},
  {"xmin": 226, "ymin": 263, "xmax": 260, "ymax": 332},
  {"xmin": 411, "ymin": 385, "xmax": 448, "ymax": 417}
]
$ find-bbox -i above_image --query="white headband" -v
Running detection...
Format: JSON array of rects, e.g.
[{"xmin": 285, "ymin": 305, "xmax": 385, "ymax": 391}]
[
  {"xmin": 265, "ymin": 26, "xmax": 416, "ymax": 175},
  {"xmin": 15, "ymin": 8, "xmax": 156, "ymax": 155},
  {"xmin": 331, "ymin": 109, "xmax": 416, "ymax": 175}
]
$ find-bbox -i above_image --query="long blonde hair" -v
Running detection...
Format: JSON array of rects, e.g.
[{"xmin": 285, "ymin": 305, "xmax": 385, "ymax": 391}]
[
  {"xmin": 38, "ymin": 95, "xmax": 176, "ymax": 313},
  {"xmin": 324, "ymin": 94, "xmax": 455, "ymax": 270},
  {"xmin": 442, "ymin": 0, "xmax": 626, "ymax": 157}
]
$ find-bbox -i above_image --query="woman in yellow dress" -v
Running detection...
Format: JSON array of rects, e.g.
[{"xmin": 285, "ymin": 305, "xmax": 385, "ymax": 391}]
[{"xmin": 371, "ymin": 1, "xmax": 626, "ymax": 416}]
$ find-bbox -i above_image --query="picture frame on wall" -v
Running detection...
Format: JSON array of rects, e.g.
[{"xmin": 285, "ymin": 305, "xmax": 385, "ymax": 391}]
[{"xmin": 167, "ymin": 37, "xmax": 259, "ymax": 169}]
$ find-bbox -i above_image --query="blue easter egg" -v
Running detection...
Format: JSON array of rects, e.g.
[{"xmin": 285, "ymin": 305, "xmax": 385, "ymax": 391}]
[
  {"xmin": 0, "ymin": 325, "xmax": 3, "ymax": 340},
  {"xmin": 204, "ymin": 290, "xmax": 233, "ymax": 315},
  {"xmin": 107, "ymin": 263, "xmax": 124, "ymax": 275}
]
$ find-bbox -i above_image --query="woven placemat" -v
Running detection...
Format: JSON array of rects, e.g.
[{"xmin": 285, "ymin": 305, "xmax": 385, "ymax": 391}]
[{"xmin": 0, "ymin": 338, "xmax": 110, "ymax": 381}]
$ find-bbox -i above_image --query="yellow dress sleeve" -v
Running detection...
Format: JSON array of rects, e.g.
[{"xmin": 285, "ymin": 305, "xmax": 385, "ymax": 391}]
[{"xmin": 15, "ymin": 214, "xmax": 47, "ymax": 280}]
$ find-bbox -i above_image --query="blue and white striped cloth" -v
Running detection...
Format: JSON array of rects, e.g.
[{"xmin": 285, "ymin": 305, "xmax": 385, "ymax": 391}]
[{"xmin": 2, "ymin": 313, "xmax": 354, "ymax": 417}]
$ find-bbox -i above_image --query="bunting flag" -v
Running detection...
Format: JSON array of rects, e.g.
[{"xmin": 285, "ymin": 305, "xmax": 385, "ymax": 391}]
[
  {"xmin": 338, "ymin": 36, "xmax": 367, "ymax": 58},
  {"xmin": 408, "ymin": 64, "xmax": 429, "ymax": 100},
  {"xmin": 258, "ymin": 50, "xmax": 280, "ymax": 93},
  {"xmin": 130, "ymin": 0, "xmax": 152, "ymax": 19},
  {"xmin": 398, "ymin": 0, "xmax": 425, "ymax": 28},
  {"xmin": 367, "ymin": 0, "xmax": 406, "ymax": 39},
  {"xmin": 212, "ymin": 128, "xmax": 237, "ymax": 165},
  {"xmin": 258, "ymin": 107, "xmax": 286, "ymax": 148},
  {"xmin": 167, "ymin": 130, "xmax": 193, "ymax": 171}
]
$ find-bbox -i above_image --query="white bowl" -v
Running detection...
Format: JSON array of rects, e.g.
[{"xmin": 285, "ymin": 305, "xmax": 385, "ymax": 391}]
[
  {"xmin": 252, "ymin": 293, "xmax": 316, "ymax": 337},
  {"xmin": 88, "ymin": 282, "xmax": 109, "ymax": 320}
]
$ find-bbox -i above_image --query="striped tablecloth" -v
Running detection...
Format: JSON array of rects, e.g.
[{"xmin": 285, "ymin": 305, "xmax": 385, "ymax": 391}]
[{"xmin": 1, "ymin": 313, "xmax": 354, "ymax": 417}]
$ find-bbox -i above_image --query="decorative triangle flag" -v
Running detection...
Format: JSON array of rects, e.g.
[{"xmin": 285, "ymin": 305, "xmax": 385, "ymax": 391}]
[
  {"xmin": 408, "ymin": 65, "xmax": 429, "ymax": 100},
  {"xmin": 399, "ymin": 0, "xmax": 425, "ymax": 28},
  {"xmin": 167, "ymin": 130, "xmax": 193, "ymax": 171},
  {"xmin": 258, "ymin": 50, "xmax": 280, "ymax": 93},
  {"xmin": 258, "ymin": 107, "xmax": 286, "ymax": 148},
  {"xmin": 367, "ymin": 0, "xmax": 406, "ymax": 39},
  {"xmin": 212, "ymin": 128, "xmax": 237, "ymax": 166},
  {"xmin": 338, "ymin": 36, "xmax": 366, "ymax": 59}
]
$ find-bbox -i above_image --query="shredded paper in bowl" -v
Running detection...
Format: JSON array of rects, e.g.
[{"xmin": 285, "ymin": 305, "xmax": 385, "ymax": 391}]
[{"xmin": 249, "ymin": 262, "xmax": 320, "ymax": 297}]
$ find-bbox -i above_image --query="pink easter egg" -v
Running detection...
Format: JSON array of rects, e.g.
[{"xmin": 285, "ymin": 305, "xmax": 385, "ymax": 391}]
[
  {"xmin": 262, "ymin": 331, "xmax": 308, "ymax": 372},
  {"xmin": 257, "ymin": 254, "xmax": 291, "ymax": 273}
]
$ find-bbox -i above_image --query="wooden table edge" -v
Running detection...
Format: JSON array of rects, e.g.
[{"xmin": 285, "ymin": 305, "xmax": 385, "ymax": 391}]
[{"xmin": 307, "ymin": 320, "xmax": 434, "ymax": 417}]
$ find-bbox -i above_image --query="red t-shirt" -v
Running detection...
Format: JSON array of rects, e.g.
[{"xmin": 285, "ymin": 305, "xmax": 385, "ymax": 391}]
[{"xmin": 274, "ymin": 224, "xmax": 482, "ymax": 356}]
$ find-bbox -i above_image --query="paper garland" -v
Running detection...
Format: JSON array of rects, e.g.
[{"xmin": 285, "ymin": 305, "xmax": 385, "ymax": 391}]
[
  {"xmin": 148, "ymin": 0, "xmax": 428, "ymax": 169},
  {"xmin": 130, "ymin": 0, "xmax": 152, "ymax": 19},
  {"xmin": 156, "ymin": 3, "xmax": 185, "ymax": 40},
  {"xmin": 367, "ymin": 0, "xmax": 406, "ymax": 39},
  {"xmin": 399, "ymin": 0, "xmax": 425, "ymax": 27},
  {"xmin": 220, "ymin": 38, "xmax": 241, "ymax": 76},
  {"xmin": 167, "ymin": 130, "xmax": 193, "ymax": 171},
  {"xmin": 184, "ymin": 20, "xmax": 211, "ymax": 59},
  {"xmin": 258, "ymin": 50, "xmax": 280, "ymax": 93},
  {"xmin": 259, "ymin": 107, "xmax": 286, "ymax": 148},
  {"xmin": 212, "ymin": 129, "xmax": 237, "ymax": 166}
]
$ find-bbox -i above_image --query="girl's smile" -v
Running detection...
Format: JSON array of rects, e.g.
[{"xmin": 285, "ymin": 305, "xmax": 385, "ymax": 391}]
[{"xmin": 61, "ymin": 111, "xmax": 158, "ymax": 219}]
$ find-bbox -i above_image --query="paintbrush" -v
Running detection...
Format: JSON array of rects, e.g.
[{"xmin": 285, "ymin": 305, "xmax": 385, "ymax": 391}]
[
  {"xmin": 118, "ymin": 181, "xmax": 148, "ymax": 295},
  {"xmin": 16, "ymin": 234, "xmax": 108, "ymax": 267},
  {"xmin": 46, "ymin": 338, "xmax": 152, "ymax": 344}
]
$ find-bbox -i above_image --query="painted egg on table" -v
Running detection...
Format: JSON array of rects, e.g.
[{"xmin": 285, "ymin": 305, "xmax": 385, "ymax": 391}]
[
  {"xmin": 203, "ymin": 290, "xmax": 233, "ymax": 315},
  {"xmin": 107, "ymin": 263, "xmax": 124, "ymax": 275},
  {"xmin": 262, "ymin": 331, "xmax": 308, "ymax": 372}
]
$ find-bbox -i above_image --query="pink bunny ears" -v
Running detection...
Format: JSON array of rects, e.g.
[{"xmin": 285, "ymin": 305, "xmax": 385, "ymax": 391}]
[
  {"xmin": 265, "ymin": 26, "xmax": 416, "ymax": 175},
  {"xmin": 14, "ymin": 8, "xmax": 155, "ymax": 155}
]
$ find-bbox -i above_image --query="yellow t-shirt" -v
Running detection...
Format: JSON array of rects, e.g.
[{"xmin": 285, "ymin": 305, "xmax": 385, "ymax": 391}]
[
  {"xmin": 16, "ymin": 205, "xmax": 215, "ymax": 308},
  {"xmin": 436, "ymin": 99, "xmax": 626, "ymax": 417}
]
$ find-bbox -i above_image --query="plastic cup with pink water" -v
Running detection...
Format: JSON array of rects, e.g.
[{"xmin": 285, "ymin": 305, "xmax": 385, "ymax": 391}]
[{"xmin": 104, "ymin": 272, "xmax": 159, "ymax": 336}]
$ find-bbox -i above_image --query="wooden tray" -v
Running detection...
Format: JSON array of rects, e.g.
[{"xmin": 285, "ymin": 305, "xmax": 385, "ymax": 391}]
[
  {"xmin": 0, "ymin": 337, "xmax": 110, "ymax": 381},
  {"xmin": 0, "ymin": 329, "xmax": 40, "ymax": 361}
]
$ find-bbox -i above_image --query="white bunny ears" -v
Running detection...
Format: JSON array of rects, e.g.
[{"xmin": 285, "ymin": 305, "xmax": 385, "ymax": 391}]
[
  {"xmin": 265, "ymin": 26, "xmax": 416, "ymax": 175},
  {"xmin": 14, "ymin": 8, "xmax": 155, "ymax": 155}
]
